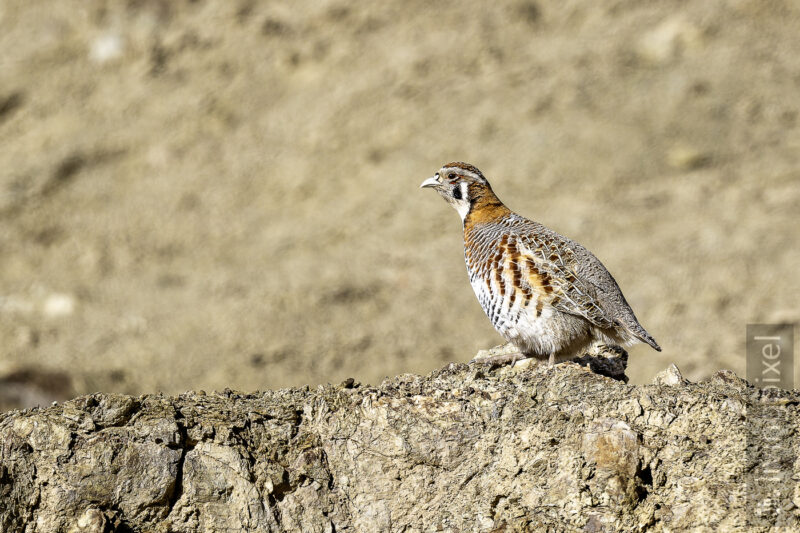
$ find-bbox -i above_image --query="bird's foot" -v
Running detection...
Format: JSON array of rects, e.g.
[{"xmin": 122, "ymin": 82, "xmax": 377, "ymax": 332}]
[
  {"xmin": 470, "ymin": 343, "xmax": 528, "ymax": 368},
  {"xmin": 470, "ymin": 352, "xmax": 528, "ymax": 367}
]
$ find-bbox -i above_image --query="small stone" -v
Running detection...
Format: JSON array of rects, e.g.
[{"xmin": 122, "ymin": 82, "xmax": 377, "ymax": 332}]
[
  {"xmin": 43, "ymin": 293, "xmax": 75, "ymax": 318},
  {"xmin": 652, "ymin": 364, "xmax": 686, "ymax": 386},
  {"xmin": 71, "ymin": 507, "xmax": 106, "ymax": 533},
  {"xmin": 89, "ymin": 34, "xmax": 124, "ymax": 64},
  {"xmin": 585, "ymin": 511, "xmax": 618, "ymax": 533},
  {"xmin": 636, "ymin": 16, "xmax": 703, "ymax": 65},
  {"xmin": 646, "ymin": 410, "xmax": 677, "ymax": 428},
  {"xmin": 619, "ymin": 398, "xmax": 643, "ymax": 418}
]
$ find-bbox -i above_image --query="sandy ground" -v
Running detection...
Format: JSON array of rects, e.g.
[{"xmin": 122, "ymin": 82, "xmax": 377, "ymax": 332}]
[{"xmin": 1, "ymin": 0, "xmax": 798, "ymax": 408}]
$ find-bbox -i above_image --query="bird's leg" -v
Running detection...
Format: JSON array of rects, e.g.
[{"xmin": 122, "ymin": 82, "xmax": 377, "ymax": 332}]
[{"xmin": 548, "ymin": 352, "xmax": 555, "ymax": 366}]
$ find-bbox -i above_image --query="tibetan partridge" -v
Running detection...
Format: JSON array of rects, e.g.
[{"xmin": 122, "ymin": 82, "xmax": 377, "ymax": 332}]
[{"xmin": 421, "ymin": 162, "xmax": 660, "ymax": 365}]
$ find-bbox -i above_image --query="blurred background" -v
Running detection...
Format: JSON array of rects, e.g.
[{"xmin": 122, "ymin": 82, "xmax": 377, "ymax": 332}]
[{"xmin": 1, "ymin": 0, "xmax": 798, "ymax": 411}]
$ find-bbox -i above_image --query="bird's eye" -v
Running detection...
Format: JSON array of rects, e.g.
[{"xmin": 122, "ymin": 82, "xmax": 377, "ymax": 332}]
[
  {"xmin": 448, "ymin": 173, "xmax": 456, "ymax": 180},
  {"xmin": 452, "ymin": 186, "xmax": 462, "ymax": 200}
]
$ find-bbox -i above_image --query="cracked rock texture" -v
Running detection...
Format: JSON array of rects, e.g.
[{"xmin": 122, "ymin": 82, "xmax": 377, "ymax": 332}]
[{"xmin": 1, "ymin": 362, "xmax": 798, "ymax": 532}]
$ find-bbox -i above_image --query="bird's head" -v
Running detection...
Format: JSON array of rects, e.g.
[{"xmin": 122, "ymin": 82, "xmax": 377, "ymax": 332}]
[{"xmin": 420, "ymin": 162, "xmax": 494, "ymax": 221}]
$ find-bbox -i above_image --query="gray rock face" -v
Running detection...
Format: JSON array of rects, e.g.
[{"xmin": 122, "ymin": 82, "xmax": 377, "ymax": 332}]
[{"xmin": 1, "ymin": 362, "xmax": 797, "ymax": 532}]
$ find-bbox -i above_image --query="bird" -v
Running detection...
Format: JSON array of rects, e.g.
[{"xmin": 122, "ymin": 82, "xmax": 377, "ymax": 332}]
[{"xmin": 421, "ymin": 162, "xmax": 661, "ymax": 366}]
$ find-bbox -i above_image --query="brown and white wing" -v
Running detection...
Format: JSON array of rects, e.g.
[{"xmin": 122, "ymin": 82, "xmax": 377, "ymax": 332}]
[{"xmin": 508, "ymin": 221, "xmax": 616, "ymax": 329}]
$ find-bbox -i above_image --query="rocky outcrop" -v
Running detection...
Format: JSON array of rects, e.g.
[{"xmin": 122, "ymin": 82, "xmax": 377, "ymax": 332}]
[{"xmin": 1, "ymin": 360, "xmax": 797, "ymax": 532}]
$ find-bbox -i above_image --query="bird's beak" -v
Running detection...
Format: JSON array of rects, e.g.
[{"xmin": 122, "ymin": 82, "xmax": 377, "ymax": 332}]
[{"xmin": 420, "ymin": 175, "xmax": 440, "ymax": 189}]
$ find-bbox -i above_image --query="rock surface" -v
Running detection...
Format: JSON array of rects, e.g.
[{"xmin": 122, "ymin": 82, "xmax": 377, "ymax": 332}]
[{"xmin": 1, "ymin": 361, "xmax": 798, "ymax": 532}]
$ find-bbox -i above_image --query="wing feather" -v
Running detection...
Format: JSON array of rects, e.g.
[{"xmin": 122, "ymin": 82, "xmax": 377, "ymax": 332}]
[{"xmin": 507, "ymin": 217, "xmax": 616, "ymax": 329}]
